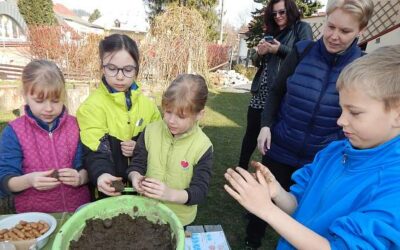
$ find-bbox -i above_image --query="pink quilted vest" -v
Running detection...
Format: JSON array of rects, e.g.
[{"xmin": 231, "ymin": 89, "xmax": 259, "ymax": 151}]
[{"xmin": 9, "ymin": 111, "xmax": 90, "ymax": 213}]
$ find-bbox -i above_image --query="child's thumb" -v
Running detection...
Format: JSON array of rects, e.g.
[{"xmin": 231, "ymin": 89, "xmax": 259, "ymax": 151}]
[{"xmin": 256, "ymin": 170, "xmax": 267, "ymax": 186}]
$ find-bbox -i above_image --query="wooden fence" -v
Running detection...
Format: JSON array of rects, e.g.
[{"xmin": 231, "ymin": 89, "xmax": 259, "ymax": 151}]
[
  {"xmin": 0, "ymin": 83, "xmax": 90, "ymax": 115},
  {"xmin": 0, "ymin": 64, "xmax": 94, "ymax": 81},
  {"xmin": 0, "ymin": 63, "xmax": 93, "ymax": 115},
  {"xmin": 0, "ymin": 64, "xmax": 23, "ymax": 80}
]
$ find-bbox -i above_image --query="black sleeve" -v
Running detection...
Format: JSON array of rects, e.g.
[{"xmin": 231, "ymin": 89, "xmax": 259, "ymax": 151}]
[
  {"xmin": 185, "ymin": 146, "xmax": 213, "ymax": 205},
  {"xmin": 296, "ymin": 21, "xmax": 313, "ymax": 42},
  {"xmin": 277, "ymin": 43, "xmax": 294, "ymax": 58},
  {"xmin": 277, "ymin": 22, "xmax": 313, "ymax": 58},
  {"xmin": 83, "ymin": 144, "xmax": 115, "ymax": 186},
  {"xmin": 84, "ymin": 131, "xmax": 135, "ymax": 185},
  {"xmin": 126, "ymin": 130, "xmax": 148, "ymax": 177},
  {"xmin": 261, "ymin": 48, "xmax": 299, "ymax": 127},
  {"xmin": 250, "ymin": 48, "xmax": 262, "ymax": 68}
]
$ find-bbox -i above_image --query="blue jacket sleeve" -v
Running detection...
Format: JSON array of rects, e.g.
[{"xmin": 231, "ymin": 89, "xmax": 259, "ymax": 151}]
[
  {"xmin": 0, "ymin": 125, "xmax": 23, "ymax": 196},
  {"xmin": 73, "ymin": 140, "xmax": 83, "ymax": 170},
  {"xmin": 290, "ymin": 148, "xmax": 327, "ymax": 202},
  {"xmin": 327, "ymin": 176, "xmax": 400, "ymax": 249}
]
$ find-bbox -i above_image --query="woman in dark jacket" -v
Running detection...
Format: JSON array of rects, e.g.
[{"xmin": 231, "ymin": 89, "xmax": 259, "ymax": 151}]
[{"xmin": 238, "ymin": 0, "xmax": 312, "ymax": 170}]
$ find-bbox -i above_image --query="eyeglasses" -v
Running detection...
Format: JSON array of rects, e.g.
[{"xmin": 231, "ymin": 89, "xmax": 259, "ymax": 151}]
[
  {"xmin": 272, "ymin": 9, "xmax": 286, "ymax": 17},
  {"xmin": 103, "ymin": 64, "xmax": 137, "ymax": 78}
]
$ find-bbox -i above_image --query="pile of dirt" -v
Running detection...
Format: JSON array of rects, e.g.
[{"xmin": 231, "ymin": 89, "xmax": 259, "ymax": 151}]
[{"xmin": 70, "ymin": 213, "xmax": 175, "ymax": 250}]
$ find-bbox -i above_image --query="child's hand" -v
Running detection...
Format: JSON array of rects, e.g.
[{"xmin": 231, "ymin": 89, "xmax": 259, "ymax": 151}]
[
  {"xmin": 121, "ymin": 140, "xmax": 136, "ymax": 157},
  {"xmin": 224, "ymin": 167, "xmax": 273, "ymax": 216},
  {"xmin": 250, "ymin": 161, "xmax": 283, "ymax": 199},
  {"xmin": 97, "ymin": 173, "xmax": 123, "ymax": 196},
  {"xmin": 58, "ymin": 168, "xmax": 81, "ymax": 187},
  {"xmin": 140, "ymin": 178, "xmax": 173, "ymax": 202},
  {"xmin": 129, "ymin": 171, "xmax": 145, "ymax": 193},
  {"xmin": 27, "ymin": 170, "xmax": 60, "ymax": 191}
]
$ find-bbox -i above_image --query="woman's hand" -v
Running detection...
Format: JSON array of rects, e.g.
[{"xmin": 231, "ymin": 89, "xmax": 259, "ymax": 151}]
[
  {"xmin": 256, "ymin": 40, "xmax": 271, "ymax": 56},
  {"xmin": 58, "ymin": 168, "xmax": 82, "ymax": 187},
  {"xmin": 267, "ymin": 39, "xmax": 281, "ymax": 54},
  {"xmin": 121, "ymin": 140, "xmax": 136, "ymax": 157},
  {"xmin": 224, "ymin": 167, "xmax": 274, "ymax": 216},
  {"xmin": 257, "ymin": 126, "xmax": 272, "ymax": 155},
  {"xmin": 27, "ymin": 170, "xmax": 60, "ymax": 191},
  {"xmin": 128, "ymin": 171, "xmax": 145, "ymax": 193},
  {"xmin": 140, "ymin": 178, "xmax": 174, "ymax": 202},
  {"xmin": 97, "ymin": 173, "xmax": 122, "ymax": 196}
]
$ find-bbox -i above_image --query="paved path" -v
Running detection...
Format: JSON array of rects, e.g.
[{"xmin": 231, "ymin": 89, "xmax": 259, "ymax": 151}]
[{"xmin": 219, "ymin": 83, "xmax": 251, "ymax": 93}]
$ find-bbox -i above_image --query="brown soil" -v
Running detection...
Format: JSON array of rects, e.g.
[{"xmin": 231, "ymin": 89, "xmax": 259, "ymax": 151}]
[
  {"xmin": 49, "ymin": 170, "xmax": 59, "ymax": 180},
  {"xmin": 111, "ymin": 180, "xmax": 125, "ymax": 192},
  {"xmin": 69, "ymin": 213, "xmax": 175, "ymax": 250}
]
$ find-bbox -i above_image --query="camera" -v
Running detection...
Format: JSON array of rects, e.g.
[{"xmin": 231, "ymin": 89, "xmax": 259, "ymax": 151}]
[{"xmin": 264, "ymin": 35, "xmax": 274, "ymax": 43}]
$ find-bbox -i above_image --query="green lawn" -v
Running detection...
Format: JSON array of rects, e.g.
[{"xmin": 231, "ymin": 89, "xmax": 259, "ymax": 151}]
[
  {"xmin": 0, "ymin": 90, "xmax": 279, "ymax": 249},
  {"xmin": 0, "ymin": 111, "xmax": 16, "ymax": 131},
  {"xmin": 195, "ymin": 90, "xmax": 279, "ymax": 249}
]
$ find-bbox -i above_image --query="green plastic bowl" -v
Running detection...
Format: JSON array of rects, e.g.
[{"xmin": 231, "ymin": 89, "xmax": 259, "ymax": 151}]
[{"xmin": 52, "ymin": 196, "xmax": 185, "ymax": 250}]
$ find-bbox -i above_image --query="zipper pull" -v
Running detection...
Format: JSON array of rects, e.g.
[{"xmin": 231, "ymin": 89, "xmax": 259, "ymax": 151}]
[
  {"xmin": 342, "ymin": 154, "xmax": 347, "ymax": 164},
  {"xmin": 135, "ymin": 118, "xmax": 143, "ymax": 127},
  {"xmin": 49, "ymin": 132, "xmax": 53, "ymax": 139}
]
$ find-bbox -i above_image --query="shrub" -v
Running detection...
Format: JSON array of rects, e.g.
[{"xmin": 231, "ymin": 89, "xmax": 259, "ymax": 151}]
[
  {"xmin": 207, "ymin": 44, "xmax": 230, "ymax": 69},
  {"xmin": 233, "ymin": 64, "xmax": 257, "ymax": 80},
  {"xmin": 140, "ymin": 6, "xmax": 208, "ymax": 87},
  {"xmin": 24, "ymin": 25, "xmax": 103, "ymax": 80}
]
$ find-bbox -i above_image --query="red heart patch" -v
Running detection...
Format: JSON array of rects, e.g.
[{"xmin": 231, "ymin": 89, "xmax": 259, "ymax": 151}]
[{"xmin": 181, "ymin": 160, "xmax": 189, "ymax": 168}]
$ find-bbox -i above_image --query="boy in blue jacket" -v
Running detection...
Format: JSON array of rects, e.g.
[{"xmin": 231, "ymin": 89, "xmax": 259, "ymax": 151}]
[{"xmin": 224, "ymin": 45, "xmax": 400, "ymax": 250}]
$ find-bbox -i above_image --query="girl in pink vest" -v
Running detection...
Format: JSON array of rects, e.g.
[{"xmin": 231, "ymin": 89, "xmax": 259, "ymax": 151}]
[{"xmin": 0, "ymin": 60, "xmax": 90, "ymax": 213}]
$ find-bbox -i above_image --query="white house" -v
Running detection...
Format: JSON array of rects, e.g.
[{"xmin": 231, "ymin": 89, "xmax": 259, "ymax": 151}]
[{"xmin": 0, "ymin": 0, "xmax": 27, "ymax": 42}]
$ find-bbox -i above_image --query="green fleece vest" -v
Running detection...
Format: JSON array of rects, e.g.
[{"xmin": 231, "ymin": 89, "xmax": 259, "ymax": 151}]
[
  {"xmin": 77, "ymin": 82, "xmax": 161, "ymax": 151},
  {"xmin": 145, "ymin": 120, "xmax": 212, "ymax": 225}
]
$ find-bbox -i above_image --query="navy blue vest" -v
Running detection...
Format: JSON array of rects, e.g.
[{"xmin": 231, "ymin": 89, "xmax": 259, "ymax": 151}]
[{"xmin": 267, "ymin": 38, "xmax": 363, "ymax": 167}]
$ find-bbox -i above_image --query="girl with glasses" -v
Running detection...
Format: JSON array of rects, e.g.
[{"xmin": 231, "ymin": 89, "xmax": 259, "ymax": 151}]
[{"xmin": 76, "ymin": 34, "xmax": 161, "ymax": 199}]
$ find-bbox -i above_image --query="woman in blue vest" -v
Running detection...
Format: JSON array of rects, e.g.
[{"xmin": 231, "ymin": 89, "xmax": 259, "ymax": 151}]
[
  {"xmin": 246, "ymin": 0, "xmax": 375, "ymax": 248},
  {"xmin": 238, "ymin": 0, "xmax": 312, "ymax": 170}
]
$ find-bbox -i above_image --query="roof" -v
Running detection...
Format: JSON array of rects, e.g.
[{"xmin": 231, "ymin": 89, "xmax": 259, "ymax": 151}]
[
  {"xmin": 92, "ymin": 10, "xmax": 148, "ymax": 33},
  {"xmin": 53, "ymin": 3, "xmax": 76, "ymax": 17},
  {"xmin": 53, "ymin": 3, "xmax": 103, "ymax": 31},
  {"xmin": 57, "ymin": 13, "xmax": 103, "ymax": 29}
]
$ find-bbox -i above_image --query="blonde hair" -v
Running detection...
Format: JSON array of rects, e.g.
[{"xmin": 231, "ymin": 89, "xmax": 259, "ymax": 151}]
[
  {"xmin": 337, "ymin": 45, "xmax": 400, "ymax": 110},
  {"xmin": 326, "ymin": 0, "xmax": 374, "ymax": 29},
  {"xmin": 162, "ymin": 74, "xmax": 208, "ymax": 117},
  {"xmin": 22, "ymin": 60, "xmax": 66, "ymax": 101}
]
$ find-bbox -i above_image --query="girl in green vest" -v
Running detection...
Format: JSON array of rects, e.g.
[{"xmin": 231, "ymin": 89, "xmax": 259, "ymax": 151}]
[{"xmin": 127, "ymin": 74, "xmax": 213, "ymax": 226}]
